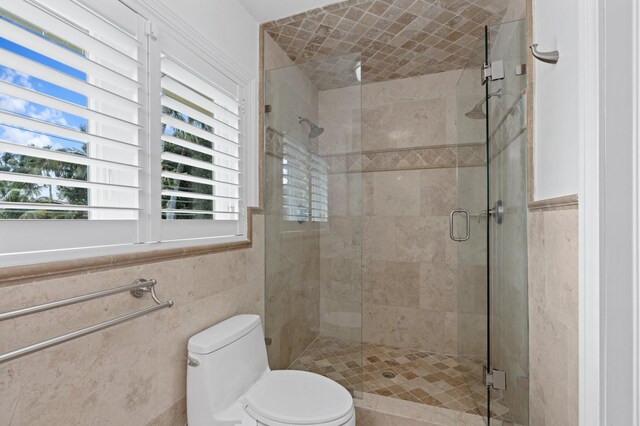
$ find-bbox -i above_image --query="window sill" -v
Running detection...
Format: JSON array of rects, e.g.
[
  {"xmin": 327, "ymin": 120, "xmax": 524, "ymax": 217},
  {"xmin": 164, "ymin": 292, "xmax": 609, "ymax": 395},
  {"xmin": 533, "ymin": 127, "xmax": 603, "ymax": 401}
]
[{"xmin": 0, "ymin": 207, "xmax": 263, "ymax": 287}]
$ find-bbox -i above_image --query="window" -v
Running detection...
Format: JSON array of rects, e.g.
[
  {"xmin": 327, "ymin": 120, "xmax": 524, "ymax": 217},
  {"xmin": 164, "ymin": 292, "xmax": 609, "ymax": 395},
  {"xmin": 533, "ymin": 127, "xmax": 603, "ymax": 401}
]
[
  {"xmin": 0, "ymin": 0, "xmax": 253, "ymax": 266},
  {"xmin": 159, "ymin": 54, "xmax": 244, "ymax": 240},
  {"xmin": 282, "ymin": 135, "xmax": 328, "ymax": 223},
  {"xmin": 0, "ymin": 0, "xmax": 143, "ymax": 255}
]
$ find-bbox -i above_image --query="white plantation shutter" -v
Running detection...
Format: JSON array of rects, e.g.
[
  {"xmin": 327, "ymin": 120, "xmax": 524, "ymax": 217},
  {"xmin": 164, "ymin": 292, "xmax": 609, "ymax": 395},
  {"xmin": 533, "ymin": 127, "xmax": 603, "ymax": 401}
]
[
  {"xmin": 160, "ymin": 55, "xmax": 243, "ymax": 240},
  {"xmin": 311, "ymin": 154, "xmax": 328, "ymax": 222},
  {"xmin": 282, "ymin": 136, "xmax": 328, "ymax": 223},
  {"xmin": 0, "ymin": 0, "xmax": 254, "ymax": 265},
  {"xmin": 282, "ymin": 136, "xmax": 310, "ymax": 222},
  {"xmin": 0, "ymin": 0, "xmax": 144, "ymax": 253}
]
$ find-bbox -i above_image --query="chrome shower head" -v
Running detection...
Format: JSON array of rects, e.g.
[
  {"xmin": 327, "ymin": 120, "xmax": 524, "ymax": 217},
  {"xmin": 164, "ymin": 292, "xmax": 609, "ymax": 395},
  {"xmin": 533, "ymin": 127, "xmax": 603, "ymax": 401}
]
[
  {"xmin": 298, "ymin": 116, "xmax": 324, "ymax": 138},
  {"xmin": 465, "ymin": 103, "xmax": 487, "ymax": 120},
  {"xmin": 465, "ymin": 89, "xmax": 503, "ymax": 120}
]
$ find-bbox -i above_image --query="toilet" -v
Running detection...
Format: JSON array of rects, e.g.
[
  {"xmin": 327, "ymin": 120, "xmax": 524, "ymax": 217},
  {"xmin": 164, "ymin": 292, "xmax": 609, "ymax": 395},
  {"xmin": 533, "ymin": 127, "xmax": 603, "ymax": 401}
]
[{"xmin": 186, "ymin": 314, "xmax": 355, "ymax": 426}]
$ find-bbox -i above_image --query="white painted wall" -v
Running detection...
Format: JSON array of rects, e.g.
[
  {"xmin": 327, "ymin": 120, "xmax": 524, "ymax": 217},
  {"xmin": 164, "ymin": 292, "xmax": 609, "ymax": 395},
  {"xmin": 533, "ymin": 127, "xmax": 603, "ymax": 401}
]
[
  {"xmin": 533, "ymin": 0, "xmax": 580, "ymax": 200},
  {"xmin": 238, "ymin": 0, "xmax": 336, "ymax": 23},
  {"xmin": 156, "ymin": 0, "xmax": 259, "ymax": 78}
]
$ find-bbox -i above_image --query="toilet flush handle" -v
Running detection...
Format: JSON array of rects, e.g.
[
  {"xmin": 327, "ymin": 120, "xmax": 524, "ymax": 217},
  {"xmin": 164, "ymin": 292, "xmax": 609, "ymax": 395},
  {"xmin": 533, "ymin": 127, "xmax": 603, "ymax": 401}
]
[{"xmin": 186, "ymin": 355, "xmax": 200, "ymax": 367}]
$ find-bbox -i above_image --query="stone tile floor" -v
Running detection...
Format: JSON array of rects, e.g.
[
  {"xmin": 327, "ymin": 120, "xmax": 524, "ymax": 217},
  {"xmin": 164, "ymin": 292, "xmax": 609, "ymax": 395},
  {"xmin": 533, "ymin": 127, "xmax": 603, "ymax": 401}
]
[{"xmin": 289, "ymin": 336, "xmax": 511, "ymax": 420}]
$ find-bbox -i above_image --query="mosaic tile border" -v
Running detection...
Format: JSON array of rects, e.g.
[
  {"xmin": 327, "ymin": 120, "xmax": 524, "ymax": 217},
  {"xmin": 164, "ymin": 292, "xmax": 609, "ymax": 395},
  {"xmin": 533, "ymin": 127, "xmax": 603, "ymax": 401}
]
[
  {"xmin": 323, "ymin": 144, "xmax": 486, "ymax": 173},
  {"xmin": 267, "ymin": 127, "xmax": 486, "ymax": 173}
]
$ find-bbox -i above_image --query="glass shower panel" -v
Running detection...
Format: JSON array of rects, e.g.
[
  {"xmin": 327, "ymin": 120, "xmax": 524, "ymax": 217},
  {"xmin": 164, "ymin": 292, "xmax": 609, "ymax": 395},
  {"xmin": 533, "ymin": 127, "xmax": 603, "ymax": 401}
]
[
  {"xmin": 263, "ymin": 53, "xmax": 363, "ymax": 397},
  {"xmin": 455, "ymin": 18, "xmax": 528, "ymax": 425},
  {"xmin": 487, "ymin": 19, "xmax": 528, "ymax": 425},
  {"xmin": 455, "ymin": 33, "xmax": 490, "ymax": 423}
]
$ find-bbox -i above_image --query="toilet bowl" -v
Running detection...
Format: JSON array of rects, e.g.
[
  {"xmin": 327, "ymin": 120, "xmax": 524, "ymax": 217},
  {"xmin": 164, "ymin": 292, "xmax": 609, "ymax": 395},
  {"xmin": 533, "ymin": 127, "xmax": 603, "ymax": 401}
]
[{"xmin": 187, "ymin": 315, "xmax": 355, "ymax": 426}]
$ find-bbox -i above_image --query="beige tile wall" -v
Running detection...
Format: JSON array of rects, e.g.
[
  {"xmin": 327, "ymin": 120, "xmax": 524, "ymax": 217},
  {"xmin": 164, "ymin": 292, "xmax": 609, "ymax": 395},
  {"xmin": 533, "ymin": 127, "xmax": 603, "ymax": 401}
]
[
  {"xmin": 360, "ymin": 72, "xmax": 461, "ymax": 354},
  {"xmin": 317, "ymin": 70, "xmax": 463, "ymax": 355},
  {"xmin": 0, "ymin": 214, "xmax": 265, "ymax": 426},
  {"xmin": 263, "ymin": 34, "xmax": 323, "ymax": 369},
  {"xmin": 318, "ymin": 85, "xmax": 363, "ymax": 342},
  {"xmin": 528, "ymin": 207, "xmax": 579, "ymax": 425}
]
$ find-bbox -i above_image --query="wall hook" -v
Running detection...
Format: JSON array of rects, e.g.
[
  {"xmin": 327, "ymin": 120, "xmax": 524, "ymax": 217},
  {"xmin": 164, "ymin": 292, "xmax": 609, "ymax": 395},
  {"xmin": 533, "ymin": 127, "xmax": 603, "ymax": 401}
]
[{"xmin": 530, "ymin": 43, "xmax": 559, "ymax": 64}]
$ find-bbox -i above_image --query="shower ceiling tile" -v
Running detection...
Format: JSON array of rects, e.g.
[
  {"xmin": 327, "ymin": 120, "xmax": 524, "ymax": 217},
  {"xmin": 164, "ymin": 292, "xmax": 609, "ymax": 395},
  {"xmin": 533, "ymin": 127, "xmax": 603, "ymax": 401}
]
[{"xmin": 264, "ymin": 0, "xmax": 508, "ymax": 87}]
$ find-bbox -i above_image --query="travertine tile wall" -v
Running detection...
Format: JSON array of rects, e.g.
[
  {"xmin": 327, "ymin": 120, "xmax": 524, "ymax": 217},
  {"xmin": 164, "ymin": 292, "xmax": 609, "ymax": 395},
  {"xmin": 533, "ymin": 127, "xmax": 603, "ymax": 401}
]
[
  {"xmin": 528, "ymin": 207, "xmax": 579, "ymax": 426},
  {"xmin": 0, "ymin": 215, "xmax": 265, "ymax": 426},
  {"xmin": 317, "ymin": 85, "xmax": 363, "ymax": 341},
  {"xmin": 263, "ymin": 35, "xmax": 322, "ymax": 369},
  {"xmin": 317, "ymin": 70, "xmax": 464, "ymax": 355}
]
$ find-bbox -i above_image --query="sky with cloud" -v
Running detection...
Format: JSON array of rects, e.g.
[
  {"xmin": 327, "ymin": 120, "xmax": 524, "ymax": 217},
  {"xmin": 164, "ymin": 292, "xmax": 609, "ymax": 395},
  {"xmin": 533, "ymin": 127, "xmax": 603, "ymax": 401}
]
[
  {"xmin": 0, "ymin": 35, "xmax": 88, "ymax": 152},
  {"xmin": 0, "ymin": 20, "xmax": 92, "ymax": 204}
]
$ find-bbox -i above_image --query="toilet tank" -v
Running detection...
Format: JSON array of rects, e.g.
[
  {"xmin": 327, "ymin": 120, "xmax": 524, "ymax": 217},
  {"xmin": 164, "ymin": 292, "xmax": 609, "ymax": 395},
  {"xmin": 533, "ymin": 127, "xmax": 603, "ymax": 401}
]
[{"xmin": 187, "ymin": 315, "xmax": 270, "ymax": 426}]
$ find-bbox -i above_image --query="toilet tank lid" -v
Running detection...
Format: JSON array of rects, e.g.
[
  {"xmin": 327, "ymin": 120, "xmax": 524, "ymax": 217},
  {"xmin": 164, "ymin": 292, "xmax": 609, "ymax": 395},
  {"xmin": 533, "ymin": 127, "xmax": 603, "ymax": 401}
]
[{"xmin": 188, "ymin": 314, "xmax": 262, "ymax": 355}]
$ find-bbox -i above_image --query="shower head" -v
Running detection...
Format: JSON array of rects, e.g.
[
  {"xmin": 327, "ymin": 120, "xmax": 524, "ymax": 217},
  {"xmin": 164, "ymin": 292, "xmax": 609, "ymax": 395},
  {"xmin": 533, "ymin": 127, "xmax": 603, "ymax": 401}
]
[
  {"xmin": 298, "ymin": 116, "xmax": 324, "ymax": 138},
  {"xmin": 465, "ymin": 89, "xmax": 503, "ymax": 120},
  {"xmin": 465, "ymin": 103, "xmax": 487, "ymax": 120}
]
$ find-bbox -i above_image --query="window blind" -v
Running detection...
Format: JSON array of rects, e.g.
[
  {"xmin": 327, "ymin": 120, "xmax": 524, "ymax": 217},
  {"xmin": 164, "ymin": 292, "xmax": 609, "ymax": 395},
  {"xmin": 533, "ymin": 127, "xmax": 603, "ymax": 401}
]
[
  {"xmin": 282, "ymin": 136, "xmax": 310, "ymax": 222},
  {"xmin": 0, "ymin": 0, "xmax": 141, "ymax": 221},
  {"xmin": 0, "ymin": 0, "xmax": 253, "ymax": 263},
  {"xmin": 310, "ymin": 154, "xmax": 328, "ymax": 222},
  {"xmin": 282, "ymin": 135, "xmax": 328, "ymax": 223},
  {"xmin": 160, "ymin": 55, "xmax": 242, "ymax": 225}
]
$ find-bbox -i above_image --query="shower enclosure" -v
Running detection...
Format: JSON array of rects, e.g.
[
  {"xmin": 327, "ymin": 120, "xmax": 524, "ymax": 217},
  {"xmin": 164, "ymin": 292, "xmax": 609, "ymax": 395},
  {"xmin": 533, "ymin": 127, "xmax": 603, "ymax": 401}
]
[
  {"xmin": 455, "ymin": 19, "xmax": 528, "ymax": 424},
  {"xmin": 264, "ymin": 17, "xmax": 528, "ymax": 425},
  {"xmin": 263, "ymin": 52, "xmax": 363, "ymax": 395}
]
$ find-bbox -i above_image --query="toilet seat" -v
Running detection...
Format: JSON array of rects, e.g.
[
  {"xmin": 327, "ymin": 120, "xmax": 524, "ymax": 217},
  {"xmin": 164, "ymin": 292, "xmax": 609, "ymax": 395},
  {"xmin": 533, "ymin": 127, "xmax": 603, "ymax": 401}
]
[{"xmin": 244, "ymin": 370, "xmax": 354, "ymax": 426}]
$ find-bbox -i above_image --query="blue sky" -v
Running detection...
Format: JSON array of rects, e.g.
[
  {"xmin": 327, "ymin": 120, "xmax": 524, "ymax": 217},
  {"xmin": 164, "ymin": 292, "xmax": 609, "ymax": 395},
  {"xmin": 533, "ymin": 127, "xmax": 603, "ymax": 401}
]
[{"xmin": 0, "ymin": 15, "xmax": 88, "ymax": 154}]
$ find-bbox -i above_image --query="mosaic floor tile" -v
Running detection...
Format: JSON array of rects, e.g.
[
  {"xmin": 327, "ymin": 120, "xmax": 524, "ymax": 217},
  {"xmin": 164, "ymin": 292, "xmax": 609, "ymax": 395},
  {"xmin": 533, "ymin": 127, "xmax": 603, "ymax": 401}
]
[{"xmin": 288, "ymin": 336, "xmax": 514, "ymax": 419}]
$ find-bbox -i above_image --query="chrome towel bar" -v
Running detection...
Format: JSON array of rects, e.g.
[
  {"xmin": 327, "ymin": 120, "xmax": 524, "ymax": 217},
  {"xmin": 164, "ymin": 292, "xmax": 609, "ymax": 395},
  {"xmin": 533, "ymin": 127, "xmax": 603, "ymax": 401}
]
[
  {"xmin": 0, "ymin": 302, "xmax": 172, "ymax": 364},
  {"xmin": 0, "ymin": 278, "xmax": 158, "ymax": 322},
  {"xmin": 0, "ymin": 278, "xmax": 173, "ymax": 364}
]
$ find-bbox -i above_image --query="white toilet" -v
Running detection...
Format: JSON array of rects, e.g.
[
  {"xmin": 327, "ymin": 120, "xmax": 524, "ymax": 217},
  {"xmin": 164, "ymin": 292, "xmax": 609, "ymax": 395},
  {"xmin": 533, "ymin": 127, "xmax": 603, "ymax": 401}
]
[{"xmin": 186, "ymin": 314, "xmax": 356, "ymax": 426}]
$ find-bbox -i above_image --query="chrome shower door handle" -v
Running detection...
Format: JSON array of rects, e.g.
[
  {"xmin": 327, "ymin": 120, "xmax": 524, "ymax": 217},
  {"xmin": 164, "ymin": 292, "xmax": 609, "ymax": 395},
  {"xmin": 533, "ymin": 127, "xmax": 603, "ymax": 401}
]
[{"xmin": 449, "ymin": 209, "xmax": 470, "ymax": 242}]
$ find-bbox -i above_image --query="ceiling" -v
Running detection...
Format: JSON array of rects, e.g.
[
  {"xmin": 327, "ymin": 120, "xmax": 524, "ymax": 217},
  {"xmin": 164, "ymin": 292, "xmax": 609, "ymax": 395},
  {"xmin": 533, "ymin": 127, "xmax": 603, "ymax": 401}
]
[
  {"xmin": 238, "ymin": 0, "xmax": 337, "ymax": 23},
  {"xmin": 263, "ymin": 0, "xmax": 510, "ymax": 87}
]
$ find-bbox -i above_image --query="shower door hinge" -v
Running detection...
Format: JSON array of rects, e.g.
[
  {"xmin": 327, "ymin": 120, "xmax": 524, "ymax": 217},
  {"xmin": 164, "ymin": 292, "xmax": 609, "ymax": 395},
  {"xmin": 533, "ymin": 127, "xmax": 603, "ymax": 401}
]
[
  {"xmin": 482, "ymin": 60, "xmax": 505, "ymax": 84},
  {"xmin": 484, "ymin": 367, "xmax": 506, "ymax": 390}
]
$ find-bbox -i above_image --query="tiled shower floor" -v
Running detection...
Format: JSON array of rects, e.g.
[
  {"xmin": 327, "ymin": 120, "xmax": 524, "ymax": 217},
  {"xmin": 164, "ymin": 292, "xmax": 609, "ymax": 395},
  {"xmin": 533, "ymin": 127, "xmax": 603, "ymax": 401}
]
[{"xmin": 289, "ymin": 336, "xmax": 510, "ymax": 419}]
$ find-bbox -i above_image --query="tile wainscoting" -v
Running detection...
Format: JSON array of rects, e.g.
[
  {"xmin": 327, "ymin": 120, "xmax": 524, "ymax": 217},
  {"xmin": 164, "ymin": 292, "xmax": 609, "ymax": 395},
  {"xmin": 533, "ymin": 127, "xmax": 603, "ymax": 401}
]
[{"xmin": 0, "ymin": 215, "xmax": 265, "ymax": 426}]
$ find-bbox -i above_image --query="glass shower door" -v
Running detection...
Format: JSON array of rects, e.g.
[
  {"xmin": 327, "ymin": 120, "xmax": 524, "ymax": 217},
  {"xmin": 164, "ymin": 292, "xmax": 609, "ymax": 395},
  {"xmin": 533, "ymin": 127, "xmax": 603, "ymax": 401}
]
[
  {"xmin": 454, "ymin": 19, "xmax": 528, "ymax": 425},
  {"xmin": 487, "ymin": 19, "xmax": 528, "ymax": 425},
  {"xmin": 454, "ymin": 30, "xmax": 490, "ymax": 423}
]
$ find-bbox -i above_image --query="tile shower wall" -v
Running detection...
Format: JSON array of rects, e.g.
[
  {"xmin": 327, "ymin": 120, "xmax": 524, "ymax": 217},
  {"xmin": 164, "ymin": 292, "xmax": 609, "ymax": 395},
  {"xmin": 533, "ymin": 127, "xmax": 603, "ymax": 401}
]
[
  {"xmin": 317, "ymin": 84, "xmax": 363, "ymax": 342},
  {"xmin": 318, "ymin": 70, "xmax": 467, "ymax": 355},
  {"xmin": 264, "ymin": 35, "xmax": 322, "ymax": 369},
  {"xmin": 0, "ymin": 215, "xmax": 264, "ymax": 426}
]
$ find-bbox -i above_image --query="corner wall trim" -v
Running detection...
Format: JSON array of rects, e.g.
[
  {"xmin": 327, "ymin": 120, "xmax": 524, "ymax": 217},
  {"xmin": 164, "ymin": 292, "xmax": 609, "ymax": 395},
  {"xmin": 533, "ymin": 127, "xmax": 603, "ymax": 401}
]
[{"xmin": 528, "ymin": 194, "xmax": 579, "ymax": 211}]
